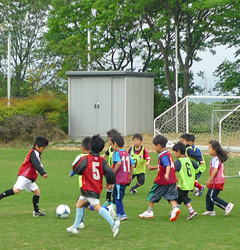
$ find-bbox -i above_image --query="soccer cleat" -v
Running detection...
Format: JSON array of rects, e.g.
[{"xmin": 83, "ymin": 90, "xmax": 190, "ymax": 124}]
[
  {"xmin": 108, "ymin": 204, "xmax": 116, "ymax": 220},
  {"xmin": 111, "ymin": 220, "xmax": 120, "ymax": 238},
  {"xmin": 103, "ymin": 201, "xmax": 111, "ymax": 207},
  {"xmin": 66, "ymin": 225, "xmax": 79, "ymax": 234},
  {"xmin": 116, "ymin": 213, "xmax": 128, "ymax": 221},
  {"xmin": 139, "ymin": 210, "xmax": 154, "ymax": 218},
  {"xmin": 187, "ymin": 211, "xmax": 197, "ymax": 220},
  {"xmin": 202, "ymin": 211, "xmax": 216, "ymax": 216},
  {"xmin": 170, "ymin": 207, "xmax": 181, "ymax": 222},
  {"xmin": 33, "ymin": 210, "xmax": 46, "ymax": 217},
  {"xmin": 129, "ymin": 187, "xmax": 137, "ymax": 195},
  {"xmin": 225, "ymin": 203, "xmax": 234, "ymax": 216},
  {"xmin": 198, "ymin": 186, "xmax": 205, "ymax": 197}
]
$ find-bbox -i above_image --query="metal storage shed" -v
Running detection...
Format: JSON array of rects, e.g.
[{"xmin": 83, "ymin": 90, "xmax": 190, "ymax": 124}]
[{"xmin": 66, "ymin": 71, "xmax": 155, "ymax": 137}]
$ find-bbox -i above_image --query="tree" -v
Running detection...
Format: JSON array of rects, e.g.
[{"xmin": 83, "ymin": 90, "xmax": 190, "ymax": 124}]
[
  {"xmin": 210, "ymin": 1, "xmax": 240, "ymax": 94},
  {"xmin": 0, "ymin": 0, "xmax": 53, "ymax": 97}
]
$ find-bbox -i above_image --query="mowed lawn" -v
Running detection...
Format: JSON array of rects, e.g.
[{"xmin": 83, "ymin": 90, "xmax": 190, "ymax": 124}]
[{"xmin": 0, "ymin": 148, "xmax": 239, "ymax": 250}]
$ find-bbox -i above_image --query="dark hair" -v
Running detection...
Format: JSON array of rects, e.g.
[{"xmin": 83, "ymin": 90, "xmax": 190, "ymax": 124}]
[
  {"xmin": 189, "ymin": 134, "xmax": 195, "ymax": 142},
  {"xmin": 89, "ymin": 134, "xmax": 105, "ymax": 153},
  {"xmin": 132, "ymin": 133, "xmax": 143, "ymax": 141},
  {"xmin": 172, "ymin": 142, "xmax": 186, "ymax": 155},
  {"xmin": 153, "ymin": 135, "xmax": 168, "ymax": 148},
  {"xmin": 106, "ymin": 129, "xmax": 121, "ymax": 139},
  {"xmin": 111, "ymin": 135, "xmax": 124, "ymax": 147},
  {"xmin": 34, "ymin": 136, "xmax": 49, "ymax": 148},
  {"xmin": 180, "ymin": 134, "xmax": 190, "ymax": 142},
  {"xmin": 82, "ymin": 137, "xmax": 91, "ymax": 151},
  {"xmin": 209, "ymin": 140, "xmax": 228, "ymax": 163}
]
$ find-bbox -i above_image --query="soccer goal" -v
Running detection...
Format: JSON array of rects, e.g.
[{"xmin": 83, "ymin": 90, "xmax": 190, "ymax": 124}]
[{"xmin": 154, "ymin": 96, "xmax": 240, "ymax": 177}]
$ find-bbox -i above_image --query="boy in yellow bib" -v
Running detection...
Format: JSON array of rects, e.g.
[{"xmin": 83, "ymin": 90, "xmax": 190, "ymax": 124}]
[
  {"xmin": 128, "ymin": 134, "xmax": 151, "ymax": 195},
  {"xmin": 173, "ymin": 142, "xmax": 199, "ymax": 220}
]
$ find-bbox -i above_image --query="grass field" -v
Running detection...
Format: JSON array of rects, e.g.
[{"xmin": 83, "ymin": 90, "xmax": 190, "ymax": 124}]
[{"xmin": 0, "ymin": 148, "xmax": 239, "ymax": 250}]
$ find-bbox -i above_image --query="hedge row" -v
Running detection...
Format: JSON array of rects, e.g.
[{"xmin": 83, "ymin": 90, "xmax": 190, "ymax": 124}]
[{"xmin": 0, "ymin": 91, "xmax": 68, "ymax": 143}]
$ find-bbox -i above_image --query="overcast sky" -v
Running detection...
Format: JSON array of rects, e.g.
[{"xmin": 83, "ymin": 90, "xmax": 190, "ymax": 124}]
[{"xmin": 191, "ymin": 45, "xmax": 237, "ymax": 95}]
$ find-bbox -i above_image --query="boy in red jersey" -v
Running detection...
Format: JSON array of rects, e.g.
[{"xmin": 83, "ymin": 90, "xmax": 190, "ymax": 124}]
[
  {"xmin": 67, "ymin": 134, "xmax": 120, "ymax": 238},
  {"xmin": 0, "ymin": 136, "xmax": 49, "ymax": 217},
  {"xmin": 111, "ymin": 135, "xmax": 135, "ymax": 221},
  {"xmin": 139, "ymin": 135, "xmax": 181, "ymax": 222}
]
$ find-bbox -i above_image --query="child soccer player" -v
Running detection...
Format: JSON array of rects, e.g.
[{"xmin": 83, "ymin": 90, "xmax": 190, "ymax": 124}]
[
  {"xmin": 202, "ymin": 140, "xmax": 234, "ymax": 216},
  {"xmin": 69, "ymin": 137, "xmax": 116, "ymax": 228},
  {"xmin": 69, "ymin": 136, "xmax": 91, "ymax": 229},
  {"xmin": 189, "ymin": 134, "xmax": 206, "ymax": 195},
  {"xmin": 67, "ymin": 135, "xmax": 120, "ymax": 238},
  {"xmin": 139, "ymin": 135, "xmax": 181, "ymax": 222},
  {"xmin": 111, "ymin": 134, "xmax": 134, "ymax": 221},
  {"xmin": 180, "ymin": 134, "xmax": 205, "ymax": 197},
  {"xmin": 128, "ymin": 133, "xmax": 151, "ymax": 195},
  {"xmin": 0, "ymin": 136, "xmax": 49, "ymax": 217},
  {"xmin": 173, "ymin": 142, "xmax": 199, "ymax": 220},
  {"xmin": 101, "ymin": 129, "xmax": 121, "ymax": 206}
]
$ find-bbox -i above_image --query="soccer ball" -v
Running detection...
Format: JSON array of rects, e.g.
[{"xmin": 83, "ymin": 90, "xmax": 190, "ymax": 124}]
[{"xmin": 56, "ymin": 204, "xmax": 70, "ymax": 219}]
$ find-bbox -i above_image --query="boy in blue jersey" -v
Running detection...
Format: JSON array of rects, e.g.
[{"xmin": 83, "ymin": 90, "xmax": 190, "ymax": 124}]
[
  {"xmin": 180, "ymin": 134, "xmax": 205, "ymax": 197},
  {"xmin": 101, "ymin": 129, "xmax": 121, "ymax": 207},
  {"xmin": 139, "ymin": 135, "xmax": 180, "ymax": 222},
  {"xmin": 111, "ymin": 135, "xmax": 135, "ymax": 221}
]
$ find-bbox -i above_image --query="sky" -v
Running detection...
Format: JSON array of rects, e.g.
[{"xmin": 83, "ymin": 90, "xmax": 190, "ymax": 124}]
[{"xmin": 191, "ymin": 45, "xmax": 237, "ymax": 95}]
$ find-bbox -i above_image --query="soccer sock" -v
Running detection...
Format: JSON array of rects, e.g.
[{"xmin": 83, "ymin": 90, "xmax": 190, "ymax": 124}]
[
  {"xmin": 194, "ymin": 180, "xmax": 203, "ymax": 189},
  {"xmin": 112, "ymin": 197, "xmax": 115, "ymax": 204},
  {"xmin": 81, "ymin": 208, "xmax": 85, "ymax": 223},
  {"xmin": 106, "ymin": 191, "xmax": 112, "ymax": 202},
  {"xmin": 148, "ymin": 207, "xmax": 153, "ymax": 212},
  {"xmin": 98, "ymin": 207, "xmax": 114, "ymax": 227},
  {"xmin": 115, "ymin": 199, "xmax": 124, "ymax": 215},
  {"xmin": 73, "ymin": 208, "xmax": 84, "ymax": 229},
  {"xmin": 89, "ymin": 204, "xmax": 109, "ymax": 211},
  {"xmin": 188, "ymin": 207, "xmax": 194, "ymax": 213},
  {"xmin": 132, "ymin": 183, "xmax": 140, "ymax": 190},
  {"xmin": 0, "ymin": 189, "xmax": 14, "ymax": 200},
  {"xmin": 33, "ymin": 195, "xmax": 40, "ymax": 212}
]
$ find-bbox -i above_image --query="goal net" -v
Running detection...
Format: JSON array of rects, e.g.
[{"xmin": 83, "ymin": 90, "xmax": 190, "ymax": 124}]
[{"xmin": 154, "ymin": 96, "xmax": 240, "ymax": 177}]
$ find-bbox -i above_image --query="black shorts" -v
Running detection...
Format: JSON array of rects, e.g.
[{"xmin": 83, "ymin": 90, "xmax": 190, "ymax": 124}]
[
  {"xmin": 176, "ymin": 188, "xmax": 191, "ymax": 205},
  {"xmin": 132, "ymin": 173, "xmax": 145, "ymax": 185}
]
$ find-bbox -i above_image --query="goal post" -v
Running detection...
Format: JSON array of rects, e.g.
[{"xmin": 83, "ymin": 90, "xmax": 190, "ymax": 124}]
[
  {"xmin": 154, "ymin": 95, "xmax": 240, "ymax": 177},
  {"xmin": 211, "ymin": 109, "xmax": 240, "ymax": 177}
]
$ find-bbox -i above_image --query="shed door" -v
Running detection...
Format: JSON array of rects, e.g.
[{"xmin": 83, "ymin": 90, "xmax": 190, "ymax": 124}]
[{"xmin": 79, "ymin": 77, "xmax": 112, "ymax": 135}]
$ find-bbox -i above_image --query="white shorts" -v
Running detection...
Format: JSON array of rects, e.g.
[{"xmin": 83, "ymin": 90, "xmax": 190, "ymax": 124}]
[
  {"xmin": 14, "ymin": 176, "xmax": 39, "ymax": 193},
  {"xmin": 79, "ymin": 195, "xmax": 100, "ymax": 206}
]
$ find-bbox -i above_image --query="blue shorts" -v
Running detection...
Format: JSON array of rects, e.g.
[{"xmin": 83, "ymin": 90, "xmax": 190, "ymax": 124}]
[{"xmin": 113, "ymin": 184, "xmax": 126, "ymax": 200}]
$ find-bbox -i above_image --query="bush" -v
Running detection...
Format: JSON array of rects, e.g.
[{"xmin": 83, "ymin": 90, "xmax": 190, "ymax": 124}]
[{"xmin": 0, "ymin": 91, "xmax": 68, "ymax": 143}]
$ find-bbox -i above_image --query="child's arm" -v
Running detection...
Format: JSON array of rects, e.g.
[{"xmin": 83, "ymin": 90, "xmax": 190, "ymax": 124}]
[
  {"xmin": 30, "ymin": 152, "xmax": 47, "ymax": 178},
  {"xmin": 165, "ymin": 165, "xmax": 170, "ymax": 180},
  {"xmin": 206, "ymin": 168, "xmax": 218, "ymax": 186},
  {"xmin": 143, "ymin": 148, "xmax": 151, "ymax": 167},
  {"xmin": 114, "ymin": 161, "xmax": 121, "ymax": 173},
  {"xmin": 148, "ymin": 165, "xmax": 158, "ymax": 171}
]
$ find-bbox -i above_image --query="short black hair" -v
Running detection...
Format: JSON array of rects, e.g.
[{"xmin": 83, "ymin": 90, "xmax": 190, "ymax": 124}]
[
  {"xmin": 172, "ymin": 142, "xmax": 186, "ymax": 155},
  {"xmin": 153, "ymin": 135, "xmax": 168, "ymax": 148},
  {"xmin": 132, "ymin": 133, "xmax": 143, "ymax": 141},
  {"xmin": 111, "ymin": 135, "xmax": 124, "ymax": 147},
  {"xmin": 89, "ymin": 134, "xmax": 105, "ymax": 153},
  {"xmin": 180, "ymin": 133, "xmax": 190, "ymax": 142},
  {"xmin": 106, "ymin": 129, "xmax": 121, "ymax": 139},
  {"xmin": 34, "ymin": 136, "xmax": 49, "ymax": 148},
  {"xmin": 189, "ymin": 134, "xmax": 195, "ymax": 142},
  {"xmin": 82, "ymin": 137, "xmax": 91, "ymax": 151}
]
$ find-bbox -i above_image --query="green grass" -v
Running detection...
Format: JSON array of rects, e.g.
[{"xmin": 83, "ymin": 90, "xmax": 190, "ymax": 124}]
[{"xmin": 0, "ymin": 149, "xmax": 239, "ymax": 250}]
